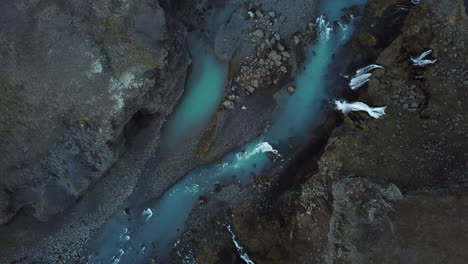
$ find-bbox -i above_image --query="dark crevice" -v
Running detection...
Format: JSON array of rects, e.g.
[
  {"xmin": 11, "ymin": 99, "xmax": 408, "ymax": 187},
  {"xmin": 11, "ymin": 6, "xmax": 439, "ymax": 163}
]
[{"xmin": 123, "ymin": 109, "xmax": 161, "ymax": 147}]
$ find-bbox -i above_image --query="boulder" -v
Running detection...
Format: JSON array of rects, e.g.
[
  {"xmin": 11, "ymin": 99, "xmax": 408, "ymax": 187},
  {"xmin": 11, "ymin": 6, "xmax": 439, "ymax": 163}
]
[
  {"xmin": 222, "ymin": 100, "xmax": 235, "ymax": 109},
  {"xmin": 245, "ymin": 85, "xmax": 256, "ymax": 94},
  {"xmin": 268, "ymin": 50, "xmax": 282, "ymax": 61},
  {"xmin": 252, "ymin": 29, "xmax": 264, "ymax": 38}
]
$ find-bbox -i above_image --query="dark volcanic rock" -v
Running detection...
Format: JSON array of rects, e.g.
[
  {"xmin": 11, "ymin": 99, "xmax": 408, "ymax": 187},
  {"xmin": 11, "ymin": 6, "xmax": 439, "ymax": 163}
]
[{"xmin": 0, "ymin": 0, "xmax": 188, "ymax": 223}]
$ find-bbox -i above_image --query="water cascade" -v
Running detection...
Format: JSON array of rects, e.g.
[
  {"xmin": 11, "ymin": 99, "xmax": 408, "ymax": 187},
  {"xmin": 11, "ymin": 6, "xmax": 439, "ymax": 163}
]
[
  {"xmin": 227, "ymin": 225, "xmax": 255, "ymax": 264},
  {"xmin": 334, "ymin": 100, "xmax": 387, "ymax": 119},
  {"xmin": 348, "ymin": 64, "xmax": 384, "ymax": 90},
  {"xmin": 410, "ymin": 49, "xmax": 437, "ymax": 67}
]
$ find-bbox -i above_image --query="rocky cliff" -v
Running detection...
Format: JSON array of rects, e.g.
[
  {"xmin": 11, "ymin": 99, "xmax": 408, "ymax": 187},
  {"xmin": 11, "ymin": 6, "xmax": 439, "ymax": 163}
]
[{"xmin": 0, "ymin": 0, "xmax": 189, "ymax": 226}]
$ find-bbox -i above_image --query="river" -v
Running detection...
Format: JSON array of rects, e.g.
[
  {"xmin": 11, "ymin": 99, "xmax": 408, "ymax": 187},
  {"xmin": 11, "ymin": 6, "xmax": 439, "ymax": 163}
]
[{"xmin": 87, "ymin": 0, "xmax": 368, "ymax": 263}]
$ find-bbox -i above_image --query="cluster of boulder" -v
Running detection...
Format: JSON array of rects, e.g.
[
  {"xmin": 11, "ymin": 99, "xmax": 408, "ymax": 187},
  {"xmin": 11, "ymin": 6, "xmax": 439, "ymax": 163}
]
[
  {"xmin": 235, "ymin": 8, "xmax": 291, "ymax": 95},
  {"xmin": 222, "ymin": 6, "xmax": 319, "ymax": 109}
]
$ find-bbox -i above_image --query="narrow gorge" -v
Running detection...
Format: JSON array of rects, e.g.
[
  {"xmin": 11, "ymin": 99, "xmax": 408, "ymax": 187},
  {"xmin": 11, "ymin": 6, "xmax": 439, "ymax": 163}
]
[{"xmin": 0, "ymin": 0, "xmax": 466, "ymax": 263}]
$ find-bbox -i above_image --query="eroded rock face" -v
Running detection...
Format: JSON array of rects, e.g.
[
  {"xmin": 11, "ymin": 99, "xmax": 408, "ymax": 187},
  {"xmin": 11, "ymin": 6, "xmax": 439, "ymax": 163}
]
[
  {"xmin": 327, "ymin": 178, "xmax": 402, "ymax": 263},
  {"xmin": 0, "ymin": 0, "xmax": 188, "ymax": 223}
]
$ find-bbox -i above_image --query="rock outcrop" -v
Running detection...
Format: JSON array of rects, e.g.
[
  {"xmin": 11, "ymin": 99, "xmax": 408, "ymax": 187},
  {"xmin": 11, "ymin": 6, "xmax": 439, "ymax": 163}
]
[{"xmin": 0, "ymin": 0, "xmax": 189, "ymax": 223}]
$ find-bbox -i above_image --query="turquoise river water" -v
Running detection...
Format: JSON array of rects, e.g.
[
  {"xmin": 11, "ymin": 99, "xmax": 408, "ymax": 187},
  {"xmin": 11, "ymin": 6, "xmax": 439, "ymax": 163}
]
[{"xmin": 87, "ymin": 0, "xmax": 368, "ymax": 263}]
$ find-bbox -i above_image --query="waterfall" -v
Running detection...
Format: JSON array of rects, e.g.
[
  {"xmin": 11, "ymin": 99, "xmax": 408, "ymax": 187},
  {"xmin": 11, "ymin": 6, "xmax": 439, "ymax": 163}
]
[
  {"xmin": 334, "ymin": 100, "xmax": 387, "ymax": 119},
  {"xmin": 349, "ymin": 73, "xmax": 372, "ymax": 90},
  {"xmin": 349, "ymin": 64, "xmax": 384, "ymax": 90},
  {"xmin": 410, "ymin": 49, "xmax": 437, "ymax": 67},
  {"xmin": 227, "ymin": 225, "xmax": 255, "ymax": 264}
]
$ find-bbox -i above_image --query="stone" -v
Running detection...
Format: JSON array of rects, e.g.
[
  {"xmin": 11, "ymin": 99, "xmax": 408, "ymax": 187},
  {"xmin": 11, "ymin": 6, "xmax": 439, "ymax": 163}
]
[
  {"xmin": 292, "ymin": 35, "xmax": 301, "ymax": 45},
  {"xmin": 281, "ymin": 51, "xmax": 290, "ymax": 58},
  {"xmin": 222, "ymin": 100, "xmax": 235, "ymax": 109},
  {"xmin": 255, "ymin": 10, "xmax": 263, "ymax": 18},
  {"xmin": 252, "ymin": 29, "xmax": 264, "ymax": 38},
  {"xmin": 277, "ymin": 43, "xmax": 285, "ymax": 51},
  {"xmin": 268, "ymin": 11, "xmax": 276, "ymax": 18},
  {"xmin": 253, "ymin": 80, "xmax": 259, "ymax": 88},
  {"xmin": 274, "ymin": 33, "xmax": 281, "ymax": 40},
  {"xmin": 227, "ymin": 95, "xmax": 236, "ymax": 101},
  {"xmin": 265, "ymin": 151, "xmax": 277, "ymax": 161},
  {"xmin": 245, "ymin": 86, "xmax": 256, "ymax": 94},
  {"xmin": 268, "ymin": 50, "xmax": 282, "ymax": 61},
  {"xmin": 287, "ymin": 86, "xmax": 295, "ymax": 95},
  {"xmin": 341, "ymin": 14, "xmax": 352, "ymax": 24}
]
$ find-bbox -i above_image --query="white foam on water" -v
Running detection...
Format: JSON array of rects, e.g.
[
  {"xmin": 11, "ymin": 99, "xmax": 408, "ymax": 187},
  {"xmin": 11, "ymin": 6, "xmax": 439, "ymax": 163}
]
[
  {"xmin": 112, "ymin": 249, "xmax": 125, "ymax": 264},
  {"xmin": 337, "ymin": 22, "xmax": 349, "ymax": 40},
  {"xmin": 410, "ymin": 49, "xmax": 437, "ymax": 67},
  {"xmin": 235, "ymin": 142, "xmax": 281, "ymax": 161},
  {"xmin": 349, "ymin": 64, "xmax": 384, "ymax": 90},
  {"xmin": 317, "ymin": 15, "xmax": 332, "ymax": 40},
  {"xmin": 119, "ymin": 228, "xmax": 129, "ymax": 241},
  {"xmin": 184, "ymin": 184, "xmax": 200, "ymax": 196},
  {"xmin": 227, "ymin": 225, "xmax": 255, "ymax": 264},
  {"xmin": 142, "ymin": 208, "xmax": 153, "ymax": 222},
  {"xmin": 334, "ymin": 100, "xmax": 387, "ymax": 119}
]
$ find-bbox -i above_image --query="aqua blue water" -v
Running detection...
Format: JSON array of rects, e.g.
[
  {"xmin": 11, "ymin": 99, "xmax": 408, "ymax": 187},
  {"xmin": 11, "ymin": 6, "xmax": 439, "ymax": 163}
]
[
  {"xmin": 161, "ymin": 35, "xmax": 226, "ymax": 147},
  {"xmin": 87, "ymin": 1, "xmax": 368, "ymax": 263},
  {"xmin": 321, "ymin": 0, "xmax": 368, "ymax": 21}
]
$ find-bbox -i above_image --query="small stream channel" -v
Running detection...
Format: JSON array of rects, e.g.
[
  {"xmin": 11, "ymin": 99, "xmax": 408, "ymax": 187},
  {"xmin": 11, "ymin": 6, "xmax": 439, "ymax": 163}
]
[
  {"xmin": 161, "ymin": 34, "xmax": 227, "ymax": 149},
  {"xmin": 87, "ymin": 0, "xmax": 368, "ymax": 263}
]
